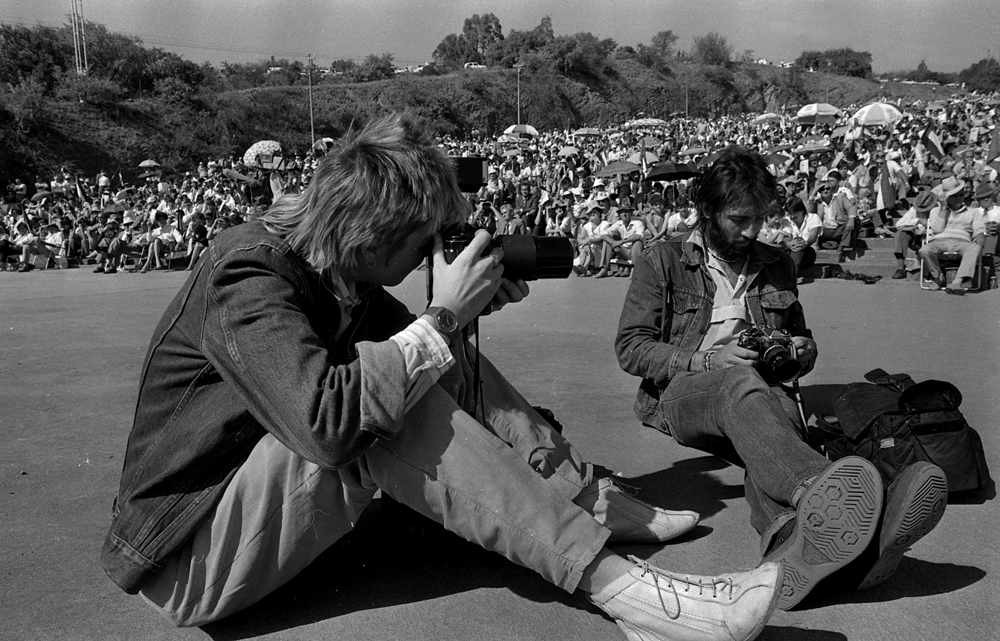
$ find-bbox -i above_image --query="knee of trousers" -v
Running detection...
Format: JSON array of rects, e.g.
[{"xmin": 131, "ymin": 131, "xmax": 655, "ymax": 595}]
[{"xmin": 717, "ymin": 365, "xmax": 770, "ymax": 397}]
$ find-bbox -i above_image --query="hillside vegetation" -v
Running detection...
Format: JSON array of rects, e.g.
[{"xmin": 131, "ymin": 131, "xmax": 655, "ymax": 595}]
[{"xmin": 1, "ymin": 57, "xmax": 962, "ymax": 184}]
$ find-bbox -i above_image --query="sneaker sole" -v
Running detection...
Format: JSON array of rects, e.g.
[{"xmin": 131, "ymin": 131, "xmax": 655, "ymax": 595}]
[
  {"xmin": 768, "ymin": 457, "xmax": 882, "ymax": 610},
  {"xmin": 857, "ymin": 464, "xmax": 947, "ymax": 590}
]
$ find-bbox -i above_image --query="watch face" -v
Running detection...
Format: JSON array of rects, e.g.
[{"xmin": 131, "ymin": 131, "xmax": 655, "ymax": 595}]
[{"xmin": 438, "ymin": 309, "xmax": 458, "ymax": 333}]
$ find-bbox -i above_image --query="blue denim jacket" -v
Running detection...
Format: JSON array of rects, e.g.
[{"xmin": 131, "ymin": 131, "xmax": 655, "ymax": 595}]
[
  {"xmin": 615, "ymin": 232, "xmax": 810, "ymax": 428},
  {"xmin": 101, "ymin": 221, "xmax": 416, "ymax": 594}
]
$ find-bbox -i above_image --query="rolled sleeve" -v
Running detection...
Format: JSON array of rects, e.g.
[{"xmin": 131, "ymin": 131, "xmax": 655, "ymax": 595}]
[{"xmin": 388, "ymin": 317, "xmax": 456, "ymax": 413}]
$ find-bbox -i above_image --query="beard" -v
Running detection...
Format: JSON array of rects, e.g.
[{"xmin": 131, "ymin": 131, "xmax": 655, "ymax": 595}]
[{"xmin": 705, "ymin": 216, "xmax": 751, "ymax": 262}]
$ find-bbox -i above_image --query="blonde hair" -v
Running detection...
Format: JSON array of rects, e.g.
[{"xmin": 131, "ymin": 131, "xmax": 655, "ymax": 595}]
[{"xmin": 259, "ymin": 113, "xmax": 468, "ymax": 274}]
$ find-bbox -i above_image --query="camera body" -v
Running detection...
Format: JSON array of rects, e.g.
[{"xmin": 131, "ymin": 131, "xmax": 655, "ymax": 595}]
[
  {"xmin": 441, "ymin": 224, "xmax": 573, "ymax": 281},
  {"xmin": 737, "ymin": 326, "xmax": 800, "ymax": 383}
]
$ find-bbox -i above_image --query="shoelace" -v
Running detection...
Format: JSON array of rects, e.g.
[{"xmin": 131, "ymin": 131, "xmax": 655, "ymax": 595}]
[{"xmin": 628, "ymin": 555, "xmax": 736, "ymax": 620}]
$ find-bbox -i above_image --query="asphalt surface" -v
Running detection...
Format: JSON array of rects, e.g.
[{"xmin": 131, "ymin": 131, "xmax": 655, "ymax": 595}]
[{"xmin": 1, "ymin": 267, "xmax": 997, "ymax": 641}]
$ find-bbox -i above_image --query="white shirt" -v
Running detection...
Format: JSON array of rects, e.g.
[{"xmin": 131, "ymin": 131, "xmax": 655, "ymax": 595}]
[{"xmin": 792, "ymin": 213, "xmax": 823, "ymax": 244}]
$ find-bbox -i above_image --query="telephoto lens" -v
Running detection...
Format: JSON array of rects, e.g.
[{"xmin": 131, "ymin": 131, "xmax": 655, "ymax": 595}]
[{"xmin": 440, "ymin": 224, "xmax": 573, "ymax": 281}]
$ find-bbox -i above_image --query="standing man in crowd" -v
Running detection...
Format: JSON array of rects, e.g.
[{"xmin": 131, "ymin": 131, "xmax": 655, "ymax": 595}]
[
  {"xmin": 919, "ymin": 176, "xmax": 986, "ymax": 294},
  {"xmin": 102, "ymin": 115, "xmax": 783, "ymax": 641},
  {"xmin": 615, "ymin": 147, "xmax": 948, "ymax": 610}
]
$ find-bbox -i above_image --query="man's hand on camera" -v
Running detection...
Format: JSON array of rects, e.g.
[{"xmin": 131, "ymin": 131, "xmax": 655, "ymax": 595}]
[
  {"xmin": 429, "ymin": 230, "xmax": 504, "ymax": 329},
  {"xmin": 485, "ymin": 278, "xmax": 530, "ymax": 314},
  {"xmin": 791, "ymin": 336, "xmax": 818, "ymax": 377},
  {"xmin": 713, "ymin": 341, "xmax": 758, "ymax": 369}
]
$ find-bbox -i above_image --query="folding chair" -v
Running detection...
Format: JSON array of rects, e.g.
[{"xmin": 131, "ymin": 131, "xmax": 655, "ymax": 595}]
[{"xmin": 919, "ymin": 244, "xmax": 985, "ymax": 291}]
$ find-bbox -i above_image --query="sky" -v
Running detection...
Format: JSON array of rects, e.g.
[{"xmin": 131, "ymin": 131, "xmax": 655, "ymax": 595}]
[{"xmin": 4, "ymin": 0, "xmax": 1000, "ymax": 73}]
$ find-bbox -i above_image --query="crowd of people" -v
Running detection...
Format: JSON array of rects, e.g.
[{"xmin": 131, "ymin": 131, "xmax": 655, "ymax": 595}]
[{"xmin": 2, "ymin": 94, "xmax": 999, "ymax": 288}]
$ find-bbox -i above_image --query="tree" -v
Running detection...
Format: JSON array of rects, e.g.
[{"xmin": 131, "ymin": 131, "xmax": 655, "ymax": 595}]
[
  {"xmin": 650, "ymin": 31, "xmax": 679, "ymax": 57},
  {"xmin": 691, "ymin": 32, "xmax": 732, "ymax": 66},
  {"xmin": 795, "ymin": 48, "xmax": 872, "ymax": 79},
  {"xmin": 959, "ymin": 57, "xmax": 1000, "ymax": 92},
  {"xmin": 433, "ymin": 33, "xmax": 470, "ymax": 67},
  {"xmin": 353, "ymin": 53, "xmax": 395, "ymax": 82},
  {"xmin": 462, "ymin": 13, "xmax": 504, "ymax": 63}
]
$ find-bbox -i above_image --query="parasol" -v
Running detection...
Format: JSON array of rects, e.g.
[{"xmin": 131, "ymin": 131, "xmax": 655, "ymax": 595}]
[
  {"xmin": 852, "ymin": 103, "xmax": 902, "ymax": 127},
  {"xmin": 795, "ymin": 103, "xmax": 843, "ymax": 125},
  {"xmin": 244, "ymin": 140, "xmax": 283, "ymax": 167},
  {"xmin": 595, "ymin": 160, "xmax": 640, "ymax": 178},
  {"xmin": 645, "ymin": 162, "xmax": 700, "ymax": 182},
  {"xmin": 138, "ymin": 159, "xmax": 160, "ymax": 168},
  {"xmin": 504, "ymin": 124, "xmax": 539, "ymax": 138}
]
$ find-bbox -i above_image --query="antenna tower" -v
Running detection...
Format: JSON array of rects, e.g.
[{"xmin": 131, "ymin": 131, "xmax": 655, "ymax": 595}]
[{"xmin": 70, "ymin": 0, "xmax": 89, "ymax": 75}]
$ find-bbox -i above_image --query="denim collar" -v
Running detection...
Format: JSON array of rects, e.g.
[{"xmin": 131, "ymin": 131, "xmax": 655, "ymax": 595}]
[{"xmin": 681, "ymin": 229, "xmax": 779, "ymax": 273}]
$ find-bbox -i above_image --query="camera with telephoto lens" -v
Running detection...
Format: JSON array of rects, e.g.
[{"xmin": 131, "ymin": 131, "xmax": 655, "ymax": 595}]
[
  {"xmin": 737, "ymin": 326, "xmax": 800, "ymax": 383},
  {"xmin": 441, "ymin": 223, "xmax": 574, "ymax": 281}
]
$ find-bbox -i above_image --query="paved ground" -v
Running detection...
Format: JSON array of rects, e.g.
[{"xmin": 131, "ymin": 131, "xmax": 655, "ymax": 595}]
[{"xmin": 1, "ymin": 267, "xmax": 997, "ymax": 641}]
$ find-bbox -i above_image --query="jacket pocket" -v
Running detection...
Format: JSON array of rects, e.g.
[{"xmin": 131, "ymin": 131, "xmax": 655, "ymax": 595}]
[
  {"xmin": 669, "ymin": 291, "xmax": 701, "ymax": 337},
  {"xmin": 759, "ymin": 289, "xmax": 797, "ymax": 328}
]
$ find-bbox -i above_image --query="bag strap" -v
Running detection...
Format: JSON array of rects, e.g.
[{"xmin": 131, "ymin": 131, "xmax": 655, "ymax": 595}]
[{"xmin": 864, "ymin": 368, "xmax": 916, "ymax": 393}]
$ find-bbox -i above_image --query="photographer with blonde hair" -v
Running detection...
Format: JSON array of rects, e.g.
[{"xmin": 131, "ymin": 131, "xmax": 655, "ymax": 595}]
[{"xmin": 102, "ymin": 115, "xmax": 781, "ymax": 641}]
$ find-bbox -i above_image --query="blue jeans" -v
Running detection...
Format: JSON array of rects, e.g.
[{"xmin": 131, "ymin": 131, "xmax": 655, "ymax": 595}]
[
  {"xmin": 654, "ymin": 366, "xmax": 831, "ymax": 540},
  {"xmin": 139, "ymin": 351, "xmax": 609, "ymax": 626}
]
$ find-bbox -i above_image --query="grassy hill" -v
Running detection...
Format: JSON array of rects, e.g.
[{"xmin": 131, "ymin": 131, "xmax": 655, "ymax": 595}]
[{"xmin": 0, "ymin": 59, "xmax": 962, "ymax": 185}]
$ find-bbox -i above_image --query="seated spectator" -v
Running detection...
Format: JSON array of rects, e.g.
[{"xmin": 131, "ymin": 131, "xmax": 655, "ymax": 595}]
[
  {"xmin": 494, "ymin": 203, "xmax": 526, "ymax": 235},
  {"xmin": 973, "ymin": 181, "xmax": 999, "ymax": 256},
  {"xmin": 756, "ymin": 203, "xmax": 795, "ymax": 248},
  {"xmin": 641, "ymin": 202, "xmax": 671, "ymax": 248},
  {"xmin": 593, "ymin": 205, "xmax": 645, "ymax": 278},
  {"xmin": 573, "ymin": 204, "xmax": 606, "ymax": 276},
  {"xmin": 891, "ymin": 189, "xmax": 938, "ymax": 279},
  {"xmin": 0, "ymin": 221, "xmax": 15, "ymax": 269},
  {"xmin": 18, "ymin": 220, "xmax": 64, "ymax": 272},
  {"xmin": 807, "ymin": 170, "xmax": 857, "ymax": 263},
  {"xmin": 918, "ymin": 176, "xmax": 985, "ymax": 294},
  {"xmin": 184, "ymin": 214, "xmax": 210, "ymax": 271},
  {"xmin": 139, "ymin": 211, "xmax": 184, "ymax": 273},
  {"xmin": 785, "ymin": 200, "xmax": 821, "ymax": 276}
]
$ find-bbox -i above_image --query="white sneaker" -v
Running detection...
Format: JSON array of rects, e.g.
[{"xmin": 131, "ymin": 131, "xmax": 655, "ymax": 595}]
[
  {"xmin": 590, "ymin": 556, "xmax": 781, "ymax": 641},
  {"xmin": 575, "ymin": 477, "xmax": 699, "ymax": 544}
]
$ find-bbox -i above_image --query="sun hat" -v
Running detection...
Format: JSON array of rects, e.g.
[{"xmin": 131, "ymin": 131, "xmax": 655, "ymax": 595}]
[
  {"xmin": 913, "ymin": 190, "xmax": 938, "ymax": 213},
  {"xmin": 973, "ymin": 181, "xmax": 997, "ymax": 200},
  {"xmin": 939, "ymin": 176, "xmax": 967, "ymax": 197}
]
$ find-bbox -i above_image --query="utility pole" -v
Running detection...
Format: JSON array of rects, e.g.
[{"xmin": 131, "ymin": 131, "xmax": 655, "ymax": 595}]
[
  {"xmin": 515, "ymin": 64, "xmax": 524, "ymax": 124},
  {"xmin": 70, "ymin": 0, "xmax": 89, "ymax": 75},
  {"xmin": 306, "ymin": 54, "xmax": 316, "ymax": 148}
]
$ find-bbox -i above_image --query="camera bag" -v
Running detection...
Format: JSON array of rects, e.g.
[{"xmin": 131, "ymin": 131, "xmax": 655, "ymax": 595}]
[{"xmin": 812, "ymin": 368, "xmax": 992, "ymax": 493}]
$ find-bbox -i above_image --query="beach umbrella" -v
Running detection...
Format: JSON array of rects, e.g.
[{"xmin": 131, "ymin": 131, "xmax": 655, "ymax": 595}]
[
  {"xmin": 765, "ymin": 153, "xmax": 791, "ymax": 166},
  {"xmin": 573, "ymin": 127, "xmax": 602, "ymax": 137},
  {"xmin": 504, "ymin": 124, "xmax": 539, "ymax": 138},
  {"xmin": 852, "ymin": 103, "xmax": 902, "ymax": 127},
  {"xmin": 243, "ymin": 140, "xmax": 283, "ymax": 166},
  {"xmin": 558, "ymin": 146, "xmax": 580, "ymax": 157},
  {"xmin": 646, "ymin": 162, "xmax": 700, "ymax": 182},
  {"xmin": 627, "ymin": 150, "xmax": 660, "ymax": 164},
  {"xmin": 138, "ymin": 159, "xmax": 160, "ymax": 168},
  {"xmin": 753, "ymin": 113, "xmax": 781, "ymax": 125},
  {"xmin": 696, "ymin": 151, "xmax": 722, "ymax": 168},
  {"xmin": 795, "ymin": 103, "xmax": 842, "ymax": 125},
  {"xmin": 595, "ymin": 160, "xmax": 640, "ymax": 178},
  {"xmin": 795, "ymin": 143, "xmax": 832, "ymax": 155},
  {"xmin": 679, "ymin": 147, "xmax": 709, "ymax": 156},
  {"xmin": 138, "ymin": 171, "xmax": 159, "ymax": 180},
  {"xmin": 624, "ymin": 117, "xmax": 668, "ymax": 128}
]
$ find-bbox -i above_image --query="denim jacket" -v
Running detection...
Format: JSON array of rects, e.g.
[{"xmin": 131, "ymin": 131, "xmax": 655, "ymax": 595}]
[
  {"xmin": 101, "ymin": 221, "xmax": 415, "ymax": 594},
  {"xmin": 615, "ymin": 232, "xmax": 810, "ymax": 428}
]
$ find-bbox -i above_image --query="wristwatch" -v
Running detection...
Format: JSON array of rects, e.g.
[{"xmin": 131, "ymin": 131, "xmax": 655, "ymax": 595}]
[{"xmin": 423, "ymin": 306, "xmax": 460, "ymax": 345}]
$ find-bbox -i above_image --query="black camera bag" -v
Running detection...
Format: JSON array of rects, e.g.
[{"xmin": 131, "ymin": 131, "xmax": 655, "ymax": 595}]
[{"xmin": 813, "ymin": 368, "xmax": 992, "ymax": 493}]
